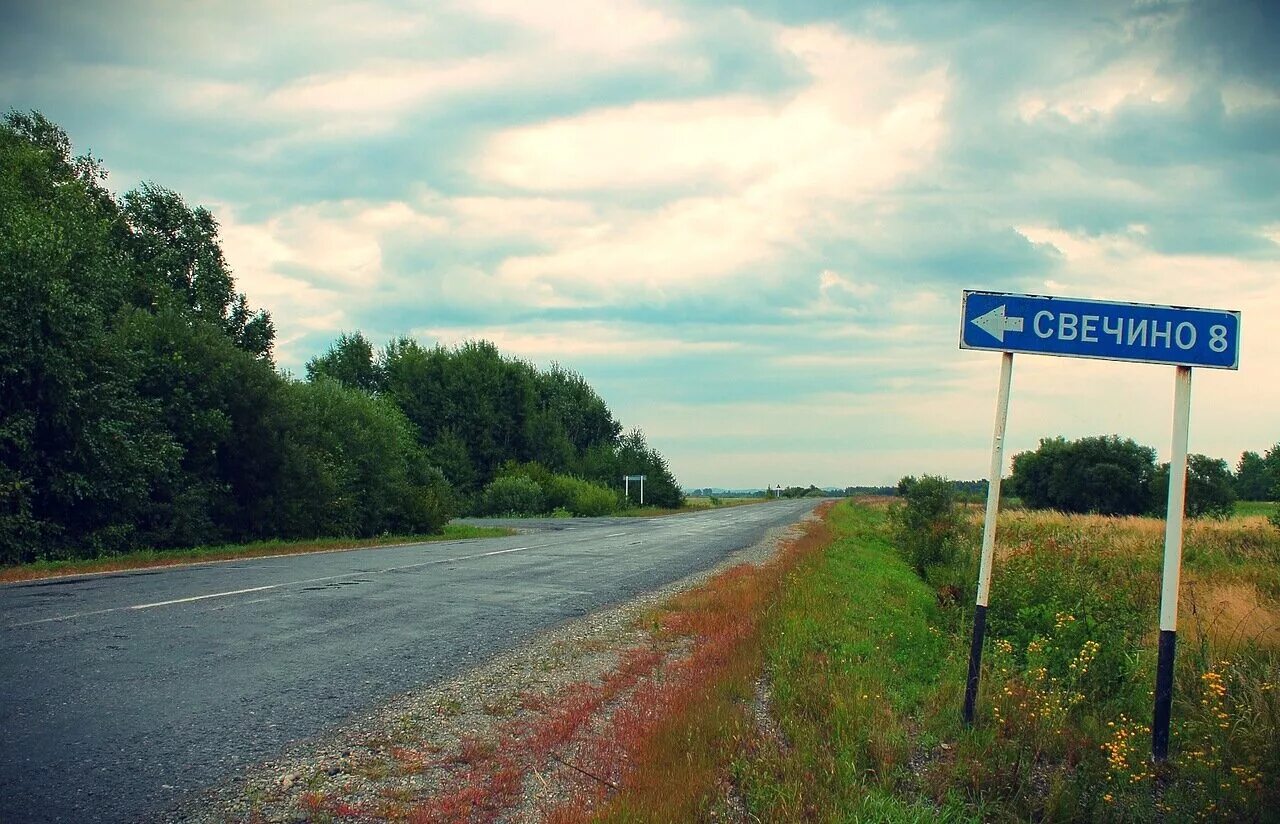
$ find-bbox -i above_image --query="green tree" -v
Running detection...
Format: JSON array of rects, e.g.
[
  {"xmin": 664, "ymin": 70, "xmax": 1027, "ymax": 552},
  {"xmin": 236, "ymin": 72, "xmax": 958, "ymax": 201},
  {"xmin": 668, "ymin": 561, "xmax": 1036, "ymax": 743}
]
[
  {"xmin": 479, "ymin": 475, "xmax": 545, "ymax": 516},
  {"xmin": 495, "ymin": 461, "xmax": 620, "ymax": 516},
  {"xmin": 617, "ymin": 428, "xmax": 683, "ymax": 508},
  {"xmin": 1151, "ymin": 454, "xmax": 1238, "ymax": 519},
  {"xmin": 273, "ymin": 379, "xmax": 454, "ymax": 537},
  {"xmin": 1009, "ymin": 435, "xmax": 1158, "ymax": 516},
  {"xmin": 116, "ymin": 306, "xmax": 291, "ymax": 545},
  {"xmin": 1233, "ymin": 451, "xmax": 1273, "ymax": 501},
  {"xmin": 306, "ymin": 331, "xmax": 381, "ymax": 393},
  {"xmin": 0, "ymin": 111, "xmax": 177, "ymax": 561},
  {"xmin": 539, "ymin": 364, "xmax": 622, "ymax": 454},
  {"xmin": 122, "ymin": 183, "xmax": 273, "ymax": 358},
  {"xmin": 0, "ymin": 111, "xmax": 475, "ymax": 565},
  {"xmin": 1263, "ymin": 444, "xmax": 1280, "ymax": 501}
]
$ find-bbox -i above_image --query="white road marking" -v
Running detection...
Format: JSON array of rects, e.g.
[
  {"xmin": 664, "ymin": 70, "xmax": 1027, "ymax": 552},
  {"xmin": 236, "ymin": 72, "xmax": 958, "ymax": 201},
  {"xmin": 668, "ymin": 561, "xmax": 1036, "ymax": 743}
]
[
  {"xmin": 603, "ymin": 532, "xmax": 628, "ymax": 538},
  {"xmin": 8, "ymin": 543, "xmax": 559, "ymax": 627},
  {"xmin": 130, "ymin": 585, "xmax": 280, "ymax": 611}
]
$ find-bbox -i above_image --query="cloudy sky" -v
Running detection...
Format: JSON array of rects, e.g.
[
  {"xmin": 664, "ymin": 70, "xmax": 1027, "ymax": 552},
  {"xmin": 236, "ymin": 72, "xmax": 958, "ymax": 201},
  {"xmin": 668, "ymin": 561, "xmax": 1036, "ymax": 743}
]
[{"xmin": 4, "ymin": 0, "xmax": 1278, "ymax": 487}]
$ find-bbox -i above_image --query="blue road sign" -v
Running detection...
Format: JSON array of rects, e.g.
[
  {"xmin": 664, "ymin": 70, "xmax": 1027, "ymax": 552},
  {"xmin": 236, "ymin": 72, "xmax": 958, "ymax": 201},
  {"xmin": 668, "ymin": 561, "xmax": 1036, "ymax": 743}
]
[{"xmin": 960, "ymin": 291, "xmax": 1240, "ymax": 369}]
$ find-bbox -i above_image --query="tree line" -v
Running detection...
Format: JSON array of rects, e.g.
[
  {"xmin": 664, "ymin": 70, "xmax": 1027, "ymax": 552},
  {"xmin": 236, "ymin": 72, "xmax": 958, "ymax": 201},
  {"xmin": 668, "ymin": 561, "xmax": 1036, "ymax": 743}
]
[
  {"xmin": 1006, "ymin": 435, "xmax": 1280, "ymax": 519},
  {"xmin": 305, "ymin": 332, "xmax": 684, "ymax": 515},
  {"xmin": 0, "ymin": 112, "xmax": 681, "ymax": 565}
]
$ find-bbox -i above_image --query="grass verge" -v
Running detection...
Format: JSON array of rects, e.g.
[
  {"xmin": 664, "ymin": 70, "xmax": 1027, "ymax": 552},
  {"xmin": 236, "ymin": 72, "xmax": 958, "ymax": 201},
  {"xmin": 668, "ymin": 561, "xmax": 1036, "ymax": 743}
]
[
  {"xmin": 739, "ymin": 499, "xmax": 973, "ymax": 822},
  {"xmin": 0, "ymin": 523, "xmax": 513, "ymax": 584},
  {"xmin": 535, "ymin": 503, "xmax": 838, "ymax": 822}
]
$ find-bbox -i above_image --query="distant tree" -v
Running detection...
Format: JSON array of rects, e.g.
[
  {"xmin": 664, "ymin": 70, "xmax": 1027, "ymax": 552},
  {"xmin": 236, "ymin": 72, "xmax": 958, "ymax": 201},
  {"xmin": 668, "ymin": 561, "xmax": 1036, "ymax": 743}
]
[
  {"xmin": 539, "ymin": 364, "xmax": 622, "ymax": 454},
  {"xmin": 523, "ymin": 408, "xmax": 575, "ymax": 474},
  {"xmin": 1008, "ymin": 436, "xmax": 1158, "ymax": 516},
  {"xmin": 1151, "ymin": 454, "xmax": 1237, "ymax": 519},
  {"xmin": 426, "ymin": 426, "xmax": 476, "ymax": 495},
  {"xmin": 1234, "ymin": 451, "xmax": 1272, "ymax": 501},
  {"xmin": 1263, "ymin": 444, "xmax": 1280, "ymax": 501},
  {"xmin": 272, "ymin": 378, "xmax": 454, "ymax": 537}
]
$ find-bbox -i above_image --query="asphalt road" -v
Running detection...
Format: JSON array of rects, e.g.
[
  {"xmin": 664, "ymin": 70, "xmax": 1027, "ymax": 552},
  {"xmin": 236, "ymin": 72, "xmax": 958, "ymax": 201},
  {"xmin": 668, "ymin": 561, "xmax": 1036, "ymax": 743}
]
[{"xmin": 0, "ymin": 499, "xmax": 818, "ymax": 823}]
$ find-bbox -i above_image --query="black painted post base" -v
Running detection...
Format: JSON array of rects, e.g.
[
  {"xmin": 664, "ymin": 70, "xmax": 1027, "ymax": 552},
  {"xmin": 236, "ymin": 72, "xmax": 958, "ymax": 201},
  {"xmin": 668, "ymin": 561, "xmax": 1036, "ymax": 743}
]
[
  {"xmin": 963, "ymin": 604, "xmax": 988, "ymax": 726},
  {"xmin": 1152, "ymin": 629, "xmax": 1177, "ymax": 761}
]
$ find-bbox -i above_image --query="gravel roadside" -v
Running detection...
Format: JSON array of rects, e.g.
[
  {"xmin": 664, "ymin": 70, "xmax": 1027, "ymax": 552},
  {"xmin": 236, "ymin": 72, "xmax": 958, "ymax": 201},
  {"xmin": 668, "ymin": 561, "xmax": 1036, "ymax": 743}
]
[{"xmin": 161, "ymin": 510, "xmax": 817, "ymax": 823}]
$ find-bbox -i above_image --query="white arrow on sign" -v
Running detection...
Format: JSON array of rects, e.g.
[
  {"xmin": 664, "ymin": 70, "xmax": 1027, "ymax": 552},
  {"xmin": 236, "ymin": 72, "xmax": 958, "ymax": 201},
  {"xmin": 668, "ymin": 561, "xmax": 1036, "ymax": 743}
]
[{"xmin": 970, "ymin": 304, "xmax": 1025, "ymax": 343}]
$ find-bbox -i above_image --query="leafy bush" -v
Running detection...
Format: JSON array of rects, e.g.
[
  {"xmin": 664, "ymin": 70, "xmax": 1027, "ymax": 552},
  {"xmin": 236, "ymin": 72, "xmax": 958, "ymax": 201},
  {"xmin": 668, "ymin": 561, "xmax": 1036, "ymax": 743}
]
[
  {"xmin": 892, "ymin": 475, "xmax": 966, "ymax": 578},
  {"xmin": 493, "ymin": 462, "xmax": 619, "ymax": 516},
  {"xmin": 566, "ymin": 479, "xmax": 619, "ymax": 516},
  {"xmin": 480, "ymin": 475, "xmax": 545, "ymax": 516},
  {"xmin": 275, "ymin": 378, "xmax": 456, "ymax": 538}
]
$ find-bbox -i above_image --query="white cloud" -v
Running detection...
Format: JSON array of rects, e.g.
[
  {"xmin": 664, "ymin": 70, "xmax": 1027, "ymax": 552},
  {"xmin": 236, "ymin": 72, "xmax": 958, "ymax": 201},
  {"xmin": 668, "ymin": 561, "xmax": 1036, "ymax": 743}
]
[
  {"xmin": 481, "ymin": 29, "xmax": 943, "ymax": 194},
  {"xmin": 460, "ymin": 0, "xmax": 685, "ymax": 56},
  {"xmin": 1220, "ymin": 80, "xmax": 1280, "ymax": 115},
  {"xmin": 1017, "ymin": 58, "xmax": 1189, "ymax": 123},
  {"xmin": 414, "ymin": 322, "xmax": 747, "ymax": 361},
  {"xmin": 264, "ymin": 58, "xmax": 518, "ymax": 117},
  {"xmin": 782, "ymin": 269, "xmax": 880, "ymax": 319},
  {"xmin": 478, "ymin": 24, "xmax": 948, "ymax": 298},
  {"xmin": 1015, "ymin": 224, "xmax": 1278, "ymax": 306},
  {"xmin": 160, "ymin": 0, "xmax": 689, "ymax": 134},
  {"xmin": 215, "ymin": 207, "xmax": 352, "ymax": 365}
]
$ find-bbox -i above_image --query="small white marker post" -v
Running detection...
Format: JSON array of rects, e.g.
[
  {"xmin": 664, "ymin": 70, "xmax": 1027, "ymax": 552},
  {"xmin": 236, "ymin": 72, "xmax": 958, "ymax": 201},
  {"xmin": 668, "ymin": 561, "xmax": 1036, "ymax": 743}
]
[
  {"xmin": 1153, "ymin": 365, "xmax": 1192, "ymax": 761},
  {"xmin": 963, "ymin": 350, "xmax": 1014, "ymax": 725}
]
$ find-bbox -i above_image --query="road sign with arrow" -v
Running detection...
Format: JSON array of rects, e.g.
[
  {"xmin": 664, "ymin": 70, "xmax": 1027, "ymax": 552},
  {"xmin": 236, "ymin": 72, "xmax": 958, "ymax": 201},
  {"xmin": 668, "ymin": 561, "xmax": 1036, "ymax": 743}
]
[
  {"xmin": 957, "ymin": 287, "xmax": 1241, "ymax": 764},
  {"xmin": 960, "ymin": 290, "xmax": 1240, "ymax": 369}
]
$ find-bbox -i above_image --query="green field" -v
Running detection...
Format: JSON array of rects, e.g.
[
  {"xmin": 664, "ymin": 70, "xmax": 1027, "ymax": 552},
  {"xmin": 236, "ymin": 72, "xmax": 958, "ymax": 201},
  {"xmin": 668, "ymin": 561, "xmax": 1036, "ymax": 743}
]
[{"xmin": 1235, "ymin": 500, "xmax": 1279, "ymax": 518}]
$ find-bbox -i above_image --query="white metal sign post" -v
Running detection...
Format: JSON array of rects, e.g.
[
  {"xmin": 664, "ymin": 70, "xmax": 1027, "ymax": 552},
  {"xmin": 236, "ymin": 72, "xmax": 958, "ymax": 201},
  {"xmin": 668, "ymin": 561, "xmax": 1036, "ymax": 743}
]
[
  {"xmin": 1153, "ymin": 366, "xmax": 1192, "ymax": 760},
  {"xmin": 958, "ymin": 291, "xmax": 1240, "ymax": 762},
  {"xmin": 962, "ymin": 350, "xmax": 1013, "ymax": 725},
  {"xmin": 624, "ymin": 475, "xmax": 646, "ymax": 505}
]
